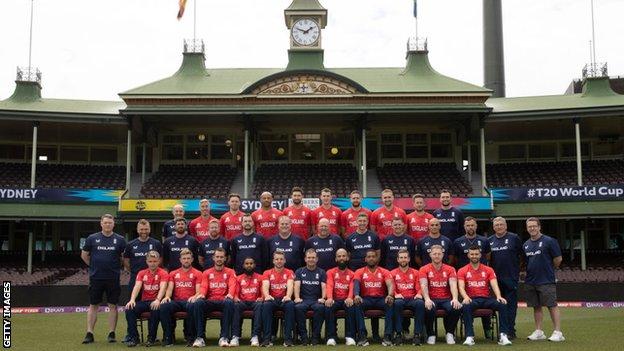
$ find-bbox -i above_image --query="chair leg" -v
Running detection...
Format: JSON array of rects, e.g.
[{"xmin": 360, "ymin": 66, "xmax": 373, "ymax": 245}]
[{"xmin": 137, "ymin": 319, "xmax": 144, "ymax": 343}]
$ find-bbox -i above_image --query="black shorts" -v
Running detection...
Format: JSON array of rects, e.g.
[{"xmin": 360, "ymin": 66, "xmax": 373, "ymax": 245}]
[
  {"xmin": 525, "ymin": 283, "xmax": 557, "ymax": 308},
  {"xmin": 89, "ymin": 279, "xmax": 121, "ymax": 305}
]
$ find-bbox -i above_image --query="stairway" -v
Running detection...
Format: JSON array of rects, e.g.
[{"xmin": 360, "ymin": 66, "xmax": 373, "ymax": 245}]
[
  {"xmin": 229, "ymin": 169, "xmax": 245, "ymax": 197},
  {"xmin": 365, "ymin": 168, "xmax": 383, "ymax": 197}
]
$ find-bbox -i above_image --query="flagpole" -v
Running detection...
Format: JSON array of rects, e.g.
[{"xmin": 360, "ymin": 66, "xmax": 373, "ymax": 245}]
[
  {"xmin": 590, "ymin": 0, "xmax": 596, "ymax": 66},
  {"xmin": 28, "ymin": 0, "xmax": 34, "ymax": 69},
  {"xmin": 193, "ymin": 0, "xmax": 197, "ymax": 40}
]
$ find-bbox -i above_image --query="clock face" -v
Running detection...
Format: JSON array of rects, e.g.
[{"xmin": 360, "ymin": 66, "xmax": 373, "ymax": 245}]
[{"xmin": 291, "ymin": 18, "xmax": 320, "ymax": 46}]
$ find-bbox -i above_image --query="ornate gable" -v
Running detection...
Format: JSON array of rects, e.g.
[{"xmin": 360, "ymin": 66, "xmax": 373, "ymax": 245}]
[{"xmin": 247, "ymin": 71, "xmax": 365, "ymax": 96}]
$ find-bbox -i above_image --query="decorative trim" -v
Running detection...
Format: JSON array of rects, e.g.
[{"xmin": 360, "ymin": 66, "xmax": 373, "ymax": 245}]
[{"xmin": 252, "ymin": 74, "xmax": 357, "ymax": 95}]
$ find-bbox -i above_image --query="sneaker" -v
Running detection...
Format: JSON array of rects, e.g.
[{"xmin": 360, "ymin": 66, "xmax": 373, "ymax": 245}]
[
  {"xmin": 299, "ymin": 336, "xmax": 309, "ymax": 346},
  {"xmin": 498, "ymin": 333, "xmax": 512, "ymax": 346},
  {"xmin": 230, "ymin": 337, "xmax": 240, "ymax": 347},
  {"xmin": 393, "ymin": 334, "xmax": 403, "ymax": 346},
  {"xmin": 548, "ymin": 331, "xmax": 565, "ymax": 342},
  {"xmin": 412, "ymin": 333, "xmax": 422, "ymax": 346},
  {"xmin": 508, "ymin": 332, "xmax": 517, "ymax": 340},
  {"xmin": 381, "ymin": 336, "xmax": 393, "ymax": 346},
  {"xmin": 192, "ymin": 337, "xmax": 206, "ymax": 347},
  {"xmin": 107, "ymin": 331, "xmax": 117, "ymax": 343},
  {"xmin": 326, "ymin": 338, "xmax": 337, "ymax": 346},
  {"xmin": 250, "ymin": 336, "xmax": 260, "ymax": 347},
  {"xmin": 345, "ymin": 337, "xmax": 356, "ymax": 346},
  {"xmin": 463, "ymin": 336, "xmax": 475, "ymax": 346},
  {"xmin": 187, "ymin": 338, "xmax": 196, "ymax": 347},
  {"xmin": 527, "ymin": 329, "xmax": 547, "ymax": 341},
  {"xmin": 446, "ymin": 333, "xmax": 456, "ymax": 345},
  {"xmin": 126, "ymin": 339, "xmax": 138, "ymax": 347},
  {"xmin": 311, "ymin": 338, "xmax": 320, "ymax": 346},
  {"xmin": 260, "ymin": 339, "xmax": 272, "ymax": 347},
  {"xmin": 283, "ymin": 339, "xmax": 294, "ymax": 347},
  {"xmin": 82, "ymin": 332, "xmax": 94, "ymax": 344},
  {"xmin": 356, "ymin": 337, "xmax": 369, "ymax": 347},
  {"xmin": 218, "ymin": 338, "xmax": 230, "ymax": 347},
  {"xmin": 426, "ymin": 336, "xmax": 436, "ymax": 345},
  {"xmin": 122, "ymin": 334, "xmax": 131, "ymax": 344},
  {"xmin": 372, "ymin": 335, "xmax": 382, "ymax": 344},
  {"xmin": 144, "ymin": 339, "xmax": 156, "ymax": 347}
]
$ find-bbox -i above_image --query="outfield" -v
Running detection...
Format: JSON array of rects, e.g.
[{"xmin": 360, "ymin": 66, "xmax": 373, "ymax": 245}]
[{"xmin": 8, "ymin": 308, "xmax": 624, "ymax": 350}]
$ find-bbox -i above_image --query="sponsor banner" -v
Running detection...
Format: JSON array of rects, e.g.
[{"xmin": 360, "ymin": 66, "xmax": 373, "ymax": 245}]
[
  {"xmin": 119, "ymin": 197, "xmax": 492, "ymax": 214},
  {"xmin": 0, "ymin": 188, "xmax": 124, "ymax": 203},
  {"xmin": 491, "ymin": 184, "xmax": 624, "ymax": 203}
]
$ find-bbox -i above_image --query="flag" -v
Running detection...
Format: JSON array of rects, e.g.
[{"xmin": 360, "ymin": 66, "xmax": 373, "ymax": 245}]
[
  {"xmin": 177, "ymin": 0, "xmax": 187, "ymax": 20},
  {"xmin": 413, "ymin": 0, "xmax": 418, "ymax": 18}
]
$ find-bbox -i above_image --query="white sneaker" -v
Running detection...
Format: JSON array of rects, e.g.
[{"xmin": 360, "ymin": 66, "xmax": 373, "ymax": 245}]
[
  {"xmin": 250, "ymin": 336, "xmax": 260, "ymax": 347},
  {"xmin": 230, "ymin": 336, "xmax": 240, "ymax": 347},
  {"xmin": 548, "ymin": 331, "xmax": 565, "ymax": 342},
  {"xmin": 426, "ymin": 336, "xmax": 436, "ymax": 345},
  {"xmin": 192, "ymin": 337, "xmax": 206, "ymax": 347},
  {"xmin": 326, "ymin": 338, "xmax": 337, "ymax": 346},
  {"xmin": 446, "ymin": 333, "xmax": 456, "ymax": 345},
  {"xmin": 463, "ymin": 336, "xmax": 475, "ymax": 346},
  {"xmin": 527, "ymin": 329, "xmax": 547, "ymax": 341},
  {"xmin": 218, "ymin": 337, "xmax": 230, "ymax": 347},
  {"xmin": 498, "ymin": 333, "xmax": 512, "ymax": 346},
  {"xmin": 345, "ymin": 337, "xmax": 356, "ymax": 346}
]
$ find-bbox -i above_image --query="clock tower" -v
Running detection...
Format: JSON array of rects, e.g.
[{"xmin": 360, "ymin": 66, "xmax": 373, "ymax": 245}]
[{"xmin": 284, "ymin": 0, "xmax": 327, "ymax": 51}]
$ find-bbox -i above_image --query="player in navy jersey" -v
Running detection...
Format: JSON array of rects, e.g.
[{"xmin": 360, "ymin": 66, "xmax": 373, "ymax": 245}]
[
  {"xmin": 198, "ymin": 220, "xmax": 230, "ymax": 269},
  {"xmin": 345, "ymin": 213, "xmax": 380, "ymax": 271},
  {"xmin": 380, "ymin": 217, "xmax": 415, "ymax": 270},
  {"xmin": 267, "ymin": 216, "xmax": 305, "ymax": 271},
  {"xmin": 294, "ymin": 249, "xmax": 327, "ymax": 345},
  {"xmin": 231, "ymin": 214, "xmax": 266, "ymax": 274},
  {"xmin": 523, "ymin": 217, "xmax": 564, "ymax": 342},
  {"xmin": 162, "ymin": 218, "xmax": 200, "ymax": 271},
  {"xmin": 432, "ymin": 190, "xmax": 465, "ymax": 242},
  {"xmin": 162, "ymin": 204, "xmax": 185, "ymax": 240},
  {"xmin": 415, "ymin": 218, "xmax": 452, "ymax": 266},
  {"xmin": 488, "ymin": 216, "xmax": 523, "ymax": 339},
  {"xmin": 305, "ymin": 218, "xmax": 345, "ymax": 271},
  {"xmin": 81, "ymin": 214, "xmax": 127, "ymax": 344}
]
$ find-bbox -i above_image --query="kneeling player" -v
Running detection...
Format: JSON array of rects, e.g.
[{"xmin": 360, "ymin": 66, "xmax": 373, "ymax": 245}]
[
  {"xmin": 391, "ymin": 249, "xmax": 425, "ymax": 346},
  {"xmin": 124, "ymin": 251, "xmax": 168, "ymax": 346},
  {"xmin": 324, "ymin": 249, "xmax": 356, "ymax": 346},
  {"xmin": 232, "ymin": 257, "xmax": 264, "ymax": 347}
]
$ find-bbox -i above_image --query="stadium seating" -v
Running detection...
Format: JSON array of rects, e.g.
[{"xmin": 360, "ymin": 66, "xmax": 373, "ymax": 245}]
[
  {"xmin": 252, "ymin": 164, "xmax": 358, "ymax": 199},
  {"xmin": 376, "ymin": 163, "xmax": 472, "ymax": 198},
  {"xmin": 487, "ymin": 160, "xmax": 624, "ymax": 188},
  {"xmin": 141, "ymin": 164, "xmax": 237, "ymax": 199},
  {"xmin": 0, "ymin": 162, "xmax": 125, "ymax": 189}
]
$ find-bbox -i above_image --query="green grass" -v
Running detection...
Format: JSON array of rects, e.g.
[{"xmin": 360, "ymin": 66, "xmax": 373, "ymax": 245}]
[{"xmin": 8, "ymin": 308, "xmax": 624, "ymax": 350}]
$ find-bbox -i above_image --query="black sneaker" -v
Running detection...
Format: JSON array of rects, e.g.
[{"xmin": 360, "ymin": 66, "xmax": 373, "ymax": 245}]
[
  {"xmin": 311, "ymin": 338, "xmax": 320, "ymax": 346},
  {"xmin": 185, "ymin": 338, "xmax": 194, "ymax": 347},
  {"xmin": 381, "ymin": 336, "xmax": 393, "ymax": 346},
  {"xmin": 144, "ymin": 339, "xmax": 156, "ymax": 347},
  {"xmin": 372, "ymin": 335, "xmax": 382, "ymax": 344},
  {"xmin": 508, "ymin": 332, "xmax": 517, "ymax": 340},
  {"xmin": 126, "ymin": 339, "xmax": 138, "ymax": 347},
  {"xmin": 357, "ymin": 337, "xmax": 369, "ymax": 347},
  {"xmin": 107, "ymin": 331, "xmax": 116, "ymax": 343},
  {"xmin": 82, "ymin": 332, "xmax": 94, "ymax": 344},
  {"xmin": 283, "ymin": 339, "xmax": 294, "ymax": 347},
  {"xmin": 300, "ymin": 337, "xmax": 309, "ymax": 346},
  {"xmin": 412, "ymin": 333, "xmax": 422, "ymax": 346},
  {"xmin": 261, "ymin": 339, "xmax": 272, "ymax": 347},
  {"xmin": 393, "ymin": 334, "xmax": 403, "ymax": 346}
]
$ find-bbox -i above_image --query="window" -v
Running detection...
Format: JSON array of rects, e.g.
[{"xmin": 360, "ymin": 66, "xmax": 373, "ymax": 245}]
[
  {"xmin": 27, "ymin": 146, "xmax": 57, "ymax": 161},
  {"xmin": 0, "ymin": 144, "xmax": 25, "ymax": 159},
  {"xmin": 430, "ymin": 133, "xmax": 452, "ymax": 158},
  {"xmin": 61, "ymin": 146, "xmax": 88, "ymax": 162},
  {"xmin": 292, "ymin": 134, "xmax": 321, "ymax": 161},
  {"xmin": 162, "ymin": 135, "xmax": 184, "ymax": 160},
  {"xmin": 499, "ymin": 144, "xmax": 526, "ymax": 160},
  {"xmin": 560, "ymin": 142, "xmax": 590, "ymax": 158},
  {"xmin": 528, "ymin": 143, "xmax": 556, "ymax": 159},
  {"xmin": 91, "ymin": 148, "xmax": 117, "ymax": 162},
  {"xmin": 381, "ymin": 133, "xmax": 403, "ymax": 158},
  {"xmin": 406, "ymin": 134, "xmax": 428, "ymax": 158},
  {"xmin": 593, "ymin": 140, "xmax": 623, "ymax": 156},
  {"xmin": 211, "ymin": 135, "xmax": 233, "ymax": 160}
]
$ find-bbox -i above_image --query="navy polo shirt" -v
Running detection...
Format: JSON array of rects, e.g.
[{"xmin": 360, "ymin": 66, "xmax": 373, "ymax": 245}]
[
  {"xmin": 83, "ymin": 232, "xmax": 126, "ymax": 280},
  {"xmin": 523, "ymin": 234, "xmax": 562, "ymax": 285},
  {"xmin": 305, "ymin": 234, "xmax": 345, "ymax": 271},
  {"xmin": 295, "ymin": 266, "xmax": 326, "ymax": 300},
  {"xmin": 488, "ymin": 232, "xmax": 523, "ymax": 281},
  {"xmin": 345, "ymin": 230, "xmax": 380, "ymax": 271}
]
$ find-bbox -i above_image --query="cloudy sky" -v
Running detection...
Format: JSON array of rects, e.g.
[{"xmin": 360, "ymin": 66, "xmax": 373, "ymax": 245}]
[{"xmin": 1, "ymin": 0, "xmax": 622, "ymax": 101}]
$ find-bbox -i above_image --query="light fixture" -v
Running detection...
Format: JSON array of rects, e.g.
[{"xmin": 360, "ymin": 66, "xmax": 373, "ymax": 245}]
[
  {"xmin": 38, "ymin": 155, "xmax": 48, "ymax": 161},
  {"xmin": 225, "ymin": 139, "xmax": 232, "ymax": 147},
  {"xmin": 198, "ymin": 134, "xmax": 206, "ymax": 141},
  {"xmin": 277, "ymin": 147, "xmax": 285, "ymax": 155},
  {"xmin": 330, "ymin": 147, "xmax": 339, "ymax": 155}
]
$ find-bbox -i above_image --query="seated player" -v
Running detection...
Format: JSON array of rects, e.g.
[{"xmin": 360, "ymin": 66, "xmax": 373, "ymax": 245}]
[
  {"xmin": 391, "ymin": 249, "xmax": 425, "ymax": 346},
  {"xmin": 232, "ymin": 257, "xmax": 264, "ymax": 347},
  {"xmin": 294, "ymin": 249, "xmax": 327, "ymax": 345},
  {"xmin": 261, "ymin": 251, "xmax": 296, "ymax": 347},
  {"xmin": 324, "ymin": 249, "xmax": 356, "ymax": 346}
]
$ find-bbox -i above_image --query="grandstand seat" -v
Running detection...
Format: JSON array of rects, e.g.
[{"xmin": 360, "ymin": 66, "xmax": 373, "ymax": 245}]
[
  {"xmin": 0, "ymin": 162, "xmax": 125, "ymax": 189},
  {"xmin": 140, "ymin": 164, "xmax": 237, "ymax": 199}
]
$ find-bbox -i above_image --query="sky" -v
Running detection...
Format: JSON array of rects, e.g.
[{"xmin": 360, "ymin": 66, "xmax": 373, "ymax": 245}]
[{"xmin": 0, "ymin": 0, "xmax": 623, "ymax": 102}]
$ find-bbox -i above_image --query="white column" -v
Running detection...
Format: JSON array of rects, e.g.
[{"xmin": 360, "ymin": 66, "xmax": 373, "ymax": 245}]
[
  {"xmin": 30, "ymin": 122, "xmax": 38, "ymax": 188},
  {"xmin": 141, "ymin": 142, "xmax": 146, "ymax": 185},
  {"xmin": 480, "ymin": 127, "xmax": 487, "ymax": 195},
  {"xmin": 27, "ymin": 231, "xmax": 33, "ymax": 274},
  {"xmin": 362, "ymin": 128, "xmax": 367, "ymax": 197},
  {"xmin": 467, "ymin": 141, "xmax": 472, "ymax": 183},
  {"xmin": 575, "ymin": 121, "xmax": 583, "ymax": 186},
  {"xmin": 580, "ymin": 230, "xmax": 587, "ymax": 271},
  {"xmin": 126, "ymin": 128, "xmax": 132, "ymax": 196},
  {"xmin": 244, "ymin": 129, "xmax": 250, "ymax": 198}
]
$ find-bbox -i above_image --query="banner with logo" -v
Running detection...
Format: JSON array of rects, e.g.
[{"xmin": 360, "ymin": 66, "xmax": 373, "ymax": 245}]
[
  {"xmin": 491, "ymin": 184, "xmax": 624, "ymax": 203},
  {"xmin": 0, "ymin": 188, "xmax": 124, "ymax": 203}
]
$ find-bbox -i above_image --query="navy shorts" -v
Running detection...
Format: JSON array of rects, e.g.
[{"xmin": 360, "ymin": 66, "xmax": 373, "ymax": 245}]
[{"xmin": 89, "ymin": 279, "xmax": 121, "ymax": 305}]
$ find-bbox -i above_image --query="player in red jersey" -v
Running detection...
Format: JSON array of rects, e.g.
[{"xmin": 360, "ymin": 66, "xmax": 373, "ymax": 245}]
[
  {"xmin": 341, "ymin": 190, "xmax": 372, "ymax": 237},
  {"xmin": 159, "ymin": 248, "xmax": 202, "ymax": 347},
  {"xmin": 251, "ymin": 192, "xmax": 283, "ymax": 239},
  {"xmin": 419, "ymin": 245, "xmax": 462, "ymax": 345},
  {"xmin": 220, "ymin": 193, "xmax": 245, "ymax": 240},
  {"xmin": 406, "ymin": 193, "xmax": 434, "ymax": 242},
  {"xmin": 370, "ymin": 189, "xmax": 407, "ymax": 240},
  {"xmin": 457, "ymin": 246, "xmax": 511, "ymax": 346},
  {"xmin": 324, "ymin": 248, "xmax": 356, "ymax": 346},
  {"xmin": 191, "ymin": 248, "xmax": 237, "ymax": 347},
  {"xmin": 311, "ymin": 188, "xmax": 342, "ymax": 236},
  {"xmin": 390, "ymin": 249, "xmax": 425, "ymax": 346},
  {"xmin": 260, "ymin": 251, "xmax": 295, "ymax": 347},
  {"xmin": 352, "ymin": 250, "xmax": 395, "ymax": 346},
  {"xmin": 232, "ymin": 257, "xmax": 264, "ymax": 347},
  {"xmin": 283, "ymin": 187, "xmax": 312, "ymax": 240},
  {"xmin": 124, "ymin": 250, "xmax": 168, "ymax": 347},
  {"xmin": 189, "ymin": 199, "xmax": 216, "ymax": 243}
]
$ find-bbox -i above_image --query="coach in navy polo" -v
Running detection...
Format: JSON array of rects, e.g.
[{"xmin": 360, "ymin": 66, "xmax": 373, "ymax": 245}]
[
  {"xmin": 162, "ymin": 204, "xmax": 185, "ymax": 240},
  {"xmin": 267, "ymin": 216, "xmax": 305, "ymax": 271},
  {"xmin": 305, "ymin": 218, "xmax": 345, "ymax": 271},
  {"xmin": 380, "ymin": 217, "xmax": 415, "ymax": 270},
  {"xmin": 198, "ymin": 220, "xmax": 230, "ymax": 269},
  {"xmin": 432, "ymin": 190, "xmax": 465, "ymax": 241},
  {"xmin": 163, "ymin": 218, "xmax": 200, "ymax": 271},
  {"xmin": 345, "ymin": 213, "xmax": 380, "ymax": 271},
  {"xmin": 450, "ymin": 216, "xmax": 490, "ymax": 268},
  {"xmin": 123, "ymin": 219, "xmax": 162, "ymax": 296},
  {"xmin": 81, "ymin": 214, "xmax": 127, "ymax": 344},
  {"xmin": 415, "ymin": 218, "xmax": 452, "ymax": 266},
  {"xmin": 231, "ymin": 214, "xmax": 266, "ymax": 274},
  {"xmin": 294, "ymin": 249, "xmax": 327, "ymax": 345}
]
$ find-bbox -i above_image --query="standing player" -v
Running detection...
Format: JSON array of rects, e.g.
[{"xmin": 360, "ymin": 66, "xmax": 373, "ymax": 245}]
[
  {"xmin": 81, "ymin": 214, "xmax": 127, "ymax": 344},
  {"xmin": 432, "ymin": 190, "xmax": 465, "ymax": 242},
  {"xmin": 163, "ymin": 204, "xmax": 185, "ymax": 240},
  {"xmin": 523, "ymin": 217, "xmax": 564, "ymax": 342},
  {"xmin": 162, "ymin": 218, "xmax": 200, "ymax": 271},
  {"xmin": 123, "ymin": 219, "xmax": 162, "ymax": 300},
  {"xmin": 230, "ymin": 214, "xmax": 266, "ymax": 274},
  {"xmin": 261, "ymin": 251, "xmax": 296, "ymax": 347},
  {"xmin": 415, "ymin": 218, "xmax": 452, "ymax": 266},
  {"xmin": 159, "ymin": 248, "xmax": 202, "ymax": 347},
  {"xmin": 352, "ymin": 250, "xmax": 395, "ymax": 346},
  {"xmin": 232, "ymin": 257, "xmax": 264, "ymax": 347},
  {"xmin": 488, "ymin": 216, "xmax": 522, "ymax": 339},
  {"xmin": 124, "ymin": 251, "xmax": 168, "ymax": 347},
  {"xmin": 341, "ymin": 190, "xmax": 372, "ymax": 237},
  {"xmin": 220, "ymin": 193, "xmax": 245, "ymax": 240},
  {"xmin": 305, "ymin": 218, "xmax": 345, "ymax": 271},
  {"xmin": 324, "ymin": 249, "xmax": 356, "ymax": 346},
  {"xmin": 191, "ymin": 248, "xmax": 236, "ymax": 347},
  {"xmin": 293, "ymin": 249, "xmax": 327, "ymax": 345},
  {"xmin": 457, "ymin": 246, "xmax": 512, "ymax": 346},
  {"xmin": 311, "ymin": 188, "xmax": 342, "ymax": 236},
  {"xmin": 419, "ymin": 245, "xmax": 462, "ymax": 345},
  {"xmin": 283, "ymin": 187, "xmax": 312, "ymax": 240},
  {"xmin": 406, "ymin": 194, "xmax": 434, "ymax": 242},
  {"xmin": 252, "ymin": 192, "xmax": 283, "ymax": 239},
  {"xmin": 267, "ymin": 216, "xmax": 305, "ymax": 272},
  {"xmin": 345, "ymin": 213, "xmax": 380, "ymax": 271},
  {"xmin": 391, "ymin": 249, "xmax": 425, "ymax": 346},
  {"xmin": 198, "ymin": 220, "xmax": 230, "ymax": 269},
  {"xmin": 380, "ymin": 217, "xmax": 415, "ymax": 270},
  {"xmin": 189, "ymin": 199, "xmax": 216, "ymax": 243},
  {"xmin": 370, "ymin": 189, "xmax": 407, "ymax": 240},
  {"xmin": 450, "ymin": 216, "xmax": 490, "ymax": 269}
]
